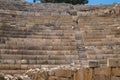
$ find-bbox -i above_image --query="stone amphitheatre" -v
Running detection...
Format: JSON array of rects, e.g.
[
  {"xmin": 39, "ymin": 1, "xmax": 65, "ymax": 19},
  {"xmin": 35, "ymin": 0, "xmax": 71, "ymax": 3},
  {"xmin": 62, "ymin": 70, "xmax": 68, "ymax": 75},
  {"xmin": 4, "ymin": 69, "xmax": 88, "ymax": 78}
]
[{"xmin": 0, "ymin": 0, "xmax": 120, "ymax": 80}]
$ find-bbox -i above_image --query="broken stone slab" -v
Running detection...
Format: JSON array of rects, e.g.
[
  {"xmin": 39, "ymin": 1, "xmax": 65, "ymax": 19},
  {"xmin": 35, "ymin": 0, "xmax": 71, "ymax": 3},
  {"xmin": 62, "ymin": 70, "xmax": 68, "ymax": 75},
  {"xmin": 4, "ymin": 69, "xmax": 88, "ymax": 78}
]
[{"xmin": 107, "ymin": 58, "xmax": 120, "ymax": 67}]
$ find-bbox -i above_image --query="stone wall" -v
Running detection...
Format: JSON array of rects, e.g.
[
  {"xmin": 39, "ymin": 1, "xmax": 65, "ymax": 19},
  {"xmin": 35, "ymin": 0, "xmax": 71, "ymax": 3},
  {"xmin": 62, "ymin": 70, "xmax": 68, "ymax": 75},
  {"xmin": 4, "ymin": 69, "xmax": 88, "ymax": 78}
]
[
  {"xmin": 0, "ymin": 63, "xmax": 120, "ymax": 80},
  {"xmin": 26, "ymin": 66, "xmax": 120, "ymax": 80}
]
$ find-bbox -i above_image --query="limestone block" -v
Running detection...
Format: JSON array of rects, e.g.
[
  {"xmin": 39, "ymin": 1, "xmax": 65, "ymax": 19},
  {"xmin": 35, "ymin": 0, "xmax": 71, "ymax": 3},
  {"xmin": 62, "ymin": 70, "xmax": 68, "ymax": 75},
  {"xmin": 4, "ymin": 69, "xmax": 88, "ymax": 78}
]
[
  {"xmin": 83, "ymin": 68, "xmax": 93, "ymax": 80},
  {"xmin": 99, "ymin": 60, "xmax": 107, "ymax": 65},
  {"xmin": 48, "ymin": 71, "xmax": 55, "ymax": 76},
  {"xmin": 30, "ymin": 70, "xmax": 48, "ymax": 80},
  {"xmin": 0, "ymin": 64, "xmax": 10, "ymax": 70},
  {"xmin": 73, "ymin": 69, "xmax": 84, "ymax": 80},
  {"xmin": 48, "ymin": 60, "xmax": 56, "ymax": 64},
  {"xmin": 57, "ymin": 77, "xmax": 70, "ymax": 80},
  {"xmin": 27, "ymin": 65, "xmax": 39, "ymax": 69},
  {"xmin": 94, "ymin": 67, "xmax": 111, "ymax": 80},
  {"xmin": 87, "ymin": 55, "xmax": 96, "ymax": 59},
  {"xmin": 8, "ymin": 64, "xmax": 21, "ymax": 70},
  {"xmin": 82, "ymin": 60, "xmax": 99, "ymax": 68},
  {"xmin": 28, "ymin": 60, "xmax": 37, "ymax": 64},
  {"xmin": 32, "ymin": 74, "xmax": 45, "ymax": 80},
  {"xmin": 114, "ymin": 4, "xmax": 120, "ymax": 15},
  {"xmin": 94, "ymin": 74, "xmax": 108, "ymax": 80},
  {"xmin": 48, "ymin": 76, "xmax": 58, "ymax": 80},
  {"xmin": 20, "ymin": 65, "xmax": 28, "ymax": 70},
  {"xmin": 55, "ymin": 69, "xmax": 72, "ymax": 78},
  {"xmin": 49, "ymin": 76, "xmax": 70, "ymax": 80},
  {"xmin": 37, "ymin": 60, "xmax": 48, "ymax": 64},
  {"xmin": 107, "ymin": 58, "xmax": 120, "ymax": 67},
  {"xmin": 112, "ymin": 68, "xmax": 120, "ymax": 76},
  {"xmin": 16, "ymin": 60, "xmax": 28, "ymax": 64},
  {"xmin": 3, "ymin": 60, "xmax": 15, "ymax": 64},
  {"xmin": 0, "ymin": 73, "xmax": 5, "ymax": 80},
  {"xmin": 111, "ymin": 76, "xmax": 120, "ymax": 80},
  {"xmin": 55, "ymin": 60, "xmax": 68, "ymax": 64}
]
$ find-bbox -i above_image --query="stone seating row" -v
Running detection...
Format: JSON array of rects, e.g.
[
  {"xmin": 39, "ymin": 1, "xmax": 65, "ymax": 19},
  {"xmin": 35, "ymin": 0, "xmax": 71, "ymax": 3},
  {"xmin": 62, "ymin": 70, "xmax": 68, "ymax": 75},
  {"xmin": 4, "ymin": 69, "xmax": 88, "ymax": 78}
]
[
  {"xmin": 0, "ymin": 54, "xmax": 79, "ymax": 60},
  {"xmin": 0, "ymin": 49, "xmax": 78, "ymax": 55},
  {"xmin": 0, "ymin": 59, "xmax": 80, "ymax": 65}
]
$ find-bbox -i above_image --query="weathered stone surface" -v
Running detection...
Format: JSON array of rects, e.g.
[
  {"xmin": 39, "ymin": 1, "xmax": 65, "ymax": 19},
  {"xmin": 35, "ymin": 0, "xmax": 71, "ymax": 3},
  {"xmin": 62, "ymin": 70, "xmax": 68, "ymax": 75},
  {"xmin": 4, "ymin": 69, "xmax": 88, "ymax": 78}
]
[
  {"xmin": 82, "ymin": 60, "xmax": 99, "ymax": 68},
  {"xmin": 0, "ymin": 0, "xmax": 120, "ymax": 76},
  {"xmin": 55, "ymin": 69, "xmax": 72, "ymax": 78},
  {"xmin": 107, "ymin": 58, "xmax": 120, "ymax": 67},
  {"xmin": 111, "ymin": 76, "xmax": 120, "ymax": 80},
  {"xmin": 73, "ymin": 69, "xmax": 84, "ymax": 80},
  {"xmin": 0, "ymin": 73, "xmax": 5, "ymax": 80},
  {"xmin": 0, "ymin": 66, "xmax": 120, "ymax": 80},
  {"xmin": 111, "ymin": 68, "xmax": 120, "ymax": 76},
  {"xmin": 94, "ymin": 67, "xmax": 111, "ymax": 80}
]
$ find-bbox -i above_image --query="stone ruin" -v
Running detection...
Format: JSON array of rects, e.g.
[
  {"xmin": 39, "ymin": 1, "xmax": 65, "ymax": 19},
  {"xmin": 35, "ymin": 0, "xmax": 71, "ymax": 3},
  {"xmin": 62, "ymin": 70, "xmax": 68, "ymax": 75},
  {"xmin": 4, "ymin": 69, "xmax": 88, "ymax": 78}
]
[{"xmin": 0, "ymin": 0, "xmax": 120, "ymax": 80}]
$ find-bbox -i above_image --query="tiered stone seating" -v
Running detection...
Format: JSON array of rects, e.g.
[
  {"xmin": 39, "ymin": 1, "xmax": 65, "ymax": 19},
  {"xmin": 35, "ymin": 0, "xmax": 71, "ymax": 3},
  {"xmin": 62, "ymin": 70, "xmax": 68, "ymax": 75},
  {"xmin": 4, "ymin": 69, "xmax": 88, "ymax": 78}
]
[
  {"xmin": 0, "ymin": 1, "xmax": 120, "ymax": 74},
  {"xmin": 78, "ymin": 16, "xmax": 120, "ymax": 66},
  {"xmin": 0, "ymin": 9, "xmax": 81, "ymax": 74}
]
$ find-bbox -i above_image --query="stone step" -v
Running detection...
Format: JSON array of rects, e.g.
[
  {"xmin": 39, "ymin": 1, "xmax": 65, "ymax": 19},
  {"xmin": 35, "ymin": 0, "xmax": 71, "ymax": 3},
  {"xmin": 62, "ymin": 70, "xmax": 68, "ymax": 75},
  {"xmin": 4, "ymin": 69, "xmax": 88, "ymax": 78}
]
[
  {"xmin": 0, "ymin": 29, "xmax": 75, "ymax": 33},
  {"xmin": 0, "ymin": 64, "xmax": 72, "ymax": 70},
  {"xmin": 0, "ymin": 25, "xmax": 73, "ymax": 30},
  {"xmin": 0, "ymin": 33, "xmax": 75, "ymax": 39},
  {"xmin": 0, "ymin": 70, "xmax": 26, "ymax": 74},
  {"xmin": 84, "ymin": 38, "xmax": 120, "ymax": 43},
  {"xmin": 0, "ymin": 59, "xmax": 80, "ymax": 65},
  {"xmin": 0, "ymin": 35, "xmax": 75, "ymax": 39},
  {"xmin": 87, "ymin": 54, "xmax": 120, "ymax": 60},
  {"xmin": 86, "ymin": 49, "xmax": 120, "ymax": 54},
  {"xmin": 81, "ymin": 29, "xmax": 115, "ymax": 33},
  {"xmin": 0, "ymin": 54, "xmax": 79, "ymax": 60},
  {"xmin": 82, "ymin": 27, "xmax": 116, "ymax": 31},
  {"xmin": 84, "ymin": 39, "xmax": 105, "ymax": 42},
  {"xmin": 6, "ymin": 38, "xmax": 76, "ymax": 43},
  {"xmin": 5, "ymin": 41, "xmax": 77, "ymax": 46},
  {"xmin": 5, "ymin": 38, "xmax": 76, "ymax": 46},
  {"xmin": 84, "ymin": 41, "xmax": 120, "ymax": 46},
  {"xmin": 0, "ymin": 49, "xmax": 78, "ymax": 55},
  {"xmin": 84, "ymin": 35, "xmax": 106, "ymax": 39},
  {"xmin": 0, "ymin": 64, "xmax": 41, "ymax": 70},
  {"xmin": 0, "ymin": 30, "xmax": 75, "ymax": 36},
  {"xmin": 6, "ymin": 42, "xmax": 76, "ymax": 47},
  {"xmin": 81, "ymin": 60, "xmax": 99, "ymax": 68},
  {"xmin": 0, "ymin": 45, "xmax": 77, "ymax": 50},
  {"xmin": 27, "ymin": 35, "xmax": 75, "ymax": 39},
  {"xmin": 111, "ymin": 76, "xmax": 120, "ymax": 80}
]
